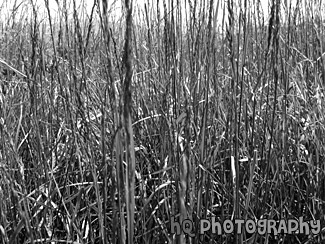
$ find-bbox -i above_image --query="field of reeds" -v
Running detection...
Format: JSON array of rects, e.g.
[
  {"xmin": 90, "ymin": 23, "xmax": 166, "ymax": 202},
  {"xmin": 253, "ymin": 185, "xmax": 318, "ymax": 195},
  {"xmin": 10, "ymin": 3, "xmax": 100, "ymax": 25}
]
[{"xmin": 0, "ymin": 0, "xmax": 325, "ymax": 243}]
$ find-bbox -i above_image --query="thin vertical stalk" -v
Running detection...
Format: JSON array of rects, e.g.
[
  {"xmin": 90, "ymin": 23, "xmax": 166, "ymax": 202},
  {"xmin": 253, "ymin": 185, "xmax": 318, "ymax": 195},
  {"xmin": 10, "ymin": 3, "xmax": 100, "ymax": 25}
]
[{"xmin": 123, "ymin": 1, "xmax": 135, "ymax": 244}]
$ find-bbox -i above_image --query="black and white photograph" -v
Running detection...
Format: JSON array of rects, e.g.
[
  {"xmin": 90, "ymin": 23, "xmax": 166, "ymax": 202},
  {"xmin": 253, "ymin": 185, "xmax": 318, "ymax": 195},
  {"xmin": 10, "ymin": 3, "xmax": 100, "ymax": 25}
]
[{"xmin": 0, "ymin": 0, "xmax": 324, "ymax": 243}]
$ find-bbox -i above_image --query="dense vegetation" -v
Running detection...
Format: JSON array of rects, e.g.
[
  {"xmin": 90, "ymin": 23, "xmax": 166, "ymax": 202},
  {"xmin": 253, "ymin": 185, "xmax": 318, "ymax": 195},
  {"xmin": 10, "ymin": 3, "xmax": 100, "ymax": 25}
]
[{"xmin": 0, "ymin": 0, "xmax": 324, "ymax": 243}]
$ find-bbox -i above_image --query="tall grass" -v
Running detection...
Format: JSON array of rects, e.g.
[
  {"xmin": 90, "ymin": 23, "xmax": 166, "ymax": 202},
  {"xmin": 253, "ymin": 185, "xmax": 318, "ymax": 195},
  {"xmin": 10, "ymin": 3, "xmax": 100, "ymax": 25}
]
[{"xmin": 0, "ymin": 0, "xmax": 324, "ymax": 243}]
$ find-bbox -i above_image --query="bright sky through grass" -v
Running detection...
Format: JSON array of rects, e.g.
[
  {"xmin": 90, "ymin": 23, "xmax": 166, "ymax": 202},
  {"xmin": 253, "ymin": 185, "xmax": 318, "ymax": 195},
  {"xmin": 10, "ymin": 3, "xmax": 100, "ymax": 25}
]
[
  {"xmin": 2, "ymin": 0, "xmax": 320, "ymax": 31},
  {"xmin": 0, "ymin": 0, "xmax": 270, "ymax": 25}
]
